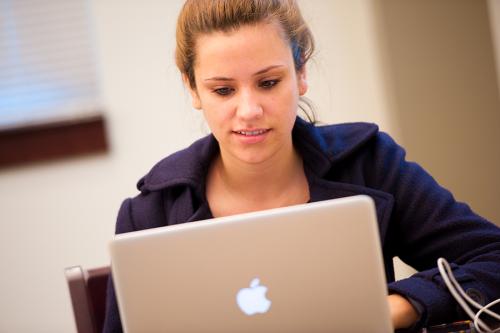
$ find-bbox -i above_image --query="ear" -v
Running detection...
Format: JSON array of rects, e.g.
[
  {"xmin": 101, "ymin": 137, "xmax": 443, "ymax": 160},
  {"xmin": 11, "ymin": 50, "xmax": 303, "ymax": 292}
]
[
  {"xmin": 182, "ymin": 74, "xmax": 202, "ymax": 110},
  {"xmin": 297, "ymin": 66, "xmax": 308, "ymax": 96}
]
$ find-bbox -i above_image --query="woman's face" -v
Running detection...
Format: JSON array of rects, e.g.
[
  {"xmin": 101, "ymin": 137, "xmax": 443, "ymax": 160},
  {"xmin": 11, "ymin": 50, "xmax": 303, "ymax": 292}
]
[{"xmin": 187, "ymin": 22, "xmax": 307, "ymax": 165}]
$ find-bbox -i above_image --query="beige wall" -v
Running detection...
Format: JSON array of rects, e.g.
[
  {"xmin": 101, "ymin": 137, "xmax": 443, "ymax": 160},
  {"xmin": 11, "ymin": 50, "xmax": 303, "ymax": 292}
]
[
  {"xmin": 488, "ymin": 0, "xmax": 500, "ymax": 95},
  {"xmin": 376, "ymin": 0, "xmax": 500, "ymax": 225},
  {"xmin": 0, "ymin": 1, "xmax": 397, "ymax": 331},
  {"xmin": 299, "ymin": 0, "xmax": 402, "ymax": 138}
]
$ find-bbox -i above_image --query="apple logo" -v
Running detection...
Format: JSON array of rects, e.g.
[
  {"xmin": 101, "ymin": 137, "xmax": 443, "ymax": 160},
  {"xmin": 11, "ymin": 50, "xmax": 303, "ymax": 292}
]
[{"xmin": 236, "ymin": 278, "xmax": 272, "ymax": 316}]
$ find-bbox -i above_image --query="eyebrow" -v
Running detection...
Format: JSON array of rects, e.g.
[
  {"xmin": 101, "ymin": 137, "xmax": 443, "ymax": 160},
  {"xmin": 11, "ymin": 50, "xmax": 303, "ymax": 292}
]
[{"xmin": 203, "ymin": 65, "xmax": 285, "ymax": 82}]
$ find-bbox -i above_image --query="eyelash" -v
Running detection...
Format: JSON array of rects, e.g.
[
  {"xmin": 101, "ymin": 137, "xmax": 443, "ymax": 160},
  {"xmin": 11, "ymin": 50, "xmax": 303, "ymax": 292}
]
[
  {"xmin": 212, "ymin": 79, "xmax": 281, "ymax": 96},
  {"xmin": 213, "ymin": 87, "xmax": 234, "ymax": 96},
  {"xmin": 260, "ymin": 79, "xmax": 281, "ymax": 89}
]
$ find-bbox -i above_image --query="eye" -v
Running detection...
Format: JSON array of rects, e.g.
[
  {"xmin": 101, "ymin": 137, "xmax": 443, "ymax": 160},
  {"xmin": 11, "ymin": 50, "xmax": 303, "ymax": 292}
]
[
  {"xmin": 259, "ymin": 79, "xmax": 280, "ymax": 89},
  {"xmin": 213, "ymin": 87, "xmax": 234, "ymax": 96}
]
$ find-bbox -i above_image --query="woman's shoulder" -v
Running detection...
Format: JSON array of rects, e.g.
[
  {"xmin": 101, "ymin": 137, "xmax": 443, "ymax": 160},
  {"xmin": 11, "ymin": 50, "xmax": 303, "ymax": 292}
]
[
  {"xmin": 136, "ymin": 133, "xmax": 219, "ymax": 194},
  {"xmin": 295, "ymin": 117, "xmax": 404, "ymax": 166},
  {"xmin": 314, "ymin": 121, "xmax": 381, "ymax": 150},
  {"xmin": 116, "ymin": 134, "xmax": 219, "ymax": 232}
]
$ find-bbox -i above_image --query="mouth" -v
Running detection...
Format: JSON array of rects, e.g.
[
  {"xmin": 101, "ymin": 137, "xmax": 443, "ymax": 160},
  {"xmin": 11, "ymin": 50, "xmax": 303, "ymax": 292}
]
[{"xmin": 233, "ymin": 129, "xmax": 270, "ymax": 136}]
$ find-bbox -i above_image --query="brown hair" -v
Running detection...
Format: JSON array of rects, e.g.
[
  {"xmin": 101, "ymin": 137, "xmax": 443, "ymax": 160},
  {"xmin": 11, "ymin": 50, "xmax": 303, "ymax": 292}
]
[{"xmin": 175, "ymin": 0, "xmax": 315, "ymax": 90}]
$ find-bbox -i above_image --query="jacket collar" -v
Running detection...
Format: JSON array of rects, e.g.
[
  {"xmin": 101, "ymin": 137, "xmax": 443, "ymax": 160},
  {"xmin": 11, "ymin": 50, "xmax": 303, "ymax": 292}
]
[{"xmin": 137, "ymin": 116, "xmax": 379, "ymax": 194}]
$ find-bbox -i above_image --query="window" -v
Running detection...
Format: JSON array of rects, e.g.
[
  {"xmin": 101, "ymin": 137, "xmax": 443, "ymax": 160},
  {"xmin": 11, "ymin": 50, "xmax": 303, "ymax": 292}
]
[{"xmin": 0, "ymin": 0, "xmax": 107, "ymax": 167}]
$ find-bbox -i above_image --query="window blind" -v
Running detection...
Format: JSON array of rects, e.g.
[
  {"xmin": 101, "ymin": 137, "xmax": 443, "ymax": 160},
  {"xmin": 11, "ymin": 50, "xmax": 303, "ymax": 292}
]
[{"xmin": 0, "ymin": 0, "xmax": 102, "ymax": 129}]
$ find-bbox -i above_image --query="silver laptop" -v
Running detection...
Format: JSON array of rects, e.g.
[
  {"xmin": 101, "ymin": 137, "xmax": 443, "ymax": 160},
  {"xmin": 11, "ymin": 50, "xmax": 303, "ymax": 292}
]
[{"xmin": 110, "ymin": 195, "xmax": 393, "ymax": 333}]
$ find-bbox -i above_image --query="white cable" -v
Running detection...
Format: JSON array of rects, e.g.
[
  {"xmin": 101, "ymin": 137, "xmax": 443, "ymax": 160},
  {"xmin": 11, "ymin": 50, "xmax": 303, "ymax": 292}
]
[
  {"xmin": 474, "ymin": 299, "xmax": 500, "ymax": 333},
  {"xmin": 438, "ymin": 258, "xmax": 500, "ymax": 320},
  {"xmin": 437, "ymin": 258, "xmax": 491, "ymax": 332},
  {"xmin": 437, "ymin": 258, "xmax": 500, "ymax": 333},
  {"xmin": 441, "ymin": 259, "xmax": 500, "ymax": 321}
]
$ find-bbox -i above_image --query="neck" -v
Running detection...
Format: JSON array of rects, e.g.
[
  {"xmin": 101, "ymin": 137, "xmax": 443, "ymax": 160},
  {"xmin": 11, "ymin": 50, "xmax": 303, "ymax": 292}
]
[{"xmin": 213, "ymin": 141, "xmax": 306, "ymax": 202}]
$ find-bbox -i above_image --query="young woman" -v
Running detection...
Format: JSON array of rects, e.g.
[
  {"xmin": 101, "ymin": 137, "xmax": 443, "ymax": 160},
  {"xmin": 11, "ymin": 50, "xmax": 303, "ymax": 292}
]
[{"xmin": 103, "ymin": 1, "xmax": 500, "ymax": 332}]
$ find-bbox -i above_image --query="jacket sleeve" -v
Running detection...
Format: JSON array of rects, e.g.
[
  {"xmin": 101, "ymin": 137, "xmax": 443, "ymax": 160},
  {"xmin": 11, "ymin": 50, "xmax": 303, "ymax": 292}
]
[
  {"xmin": 370, "ymin": 132, "xmax": 500, "ymax": 327},
  {"xmin": 102, "ymin": 198, "xmax": 136, "ymax": 333}
]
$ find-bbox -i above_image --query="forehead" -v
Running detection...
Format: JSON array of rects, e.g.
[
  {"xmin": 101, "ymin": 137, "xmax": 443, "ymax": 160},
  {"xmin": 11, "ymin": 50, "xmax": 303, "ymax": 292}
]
[{"xmin": 193, "ymin": 22, "xmax": 294, "ymax": 77}]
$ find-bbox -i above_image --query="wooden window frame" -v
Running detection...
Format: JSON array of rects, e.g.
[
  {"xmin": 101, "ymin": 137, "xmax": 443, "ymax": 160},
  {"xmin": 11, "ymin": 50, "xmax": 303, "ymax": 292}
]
[{"xmin": 0, "ymin": 114, "xmax": 109, "ymax": 168}]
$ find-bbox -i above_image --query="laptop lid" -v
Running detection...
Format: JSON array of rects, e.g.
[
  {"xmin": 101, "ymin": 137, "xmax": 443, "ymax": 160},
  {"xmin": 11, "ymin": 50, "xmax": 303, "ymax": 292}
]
[{"xmin": 110, "ymin": 195, "xmax": 393, "ymax": 333}]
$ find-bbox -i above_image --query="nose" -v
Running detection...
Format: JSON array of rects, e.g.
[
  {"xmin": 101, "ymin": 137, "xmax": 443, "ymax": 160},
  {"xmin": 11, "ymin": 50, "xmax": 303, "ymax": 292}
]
[{"xmin": 236, "ymin": 89, "xmax": 263, "ymax": 120}]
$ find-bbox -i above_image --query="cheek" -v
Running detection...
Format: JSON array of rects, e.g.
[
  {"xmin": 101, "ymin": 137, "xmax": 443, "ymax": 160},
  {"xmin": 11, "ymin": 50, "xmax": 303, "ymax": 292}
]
[
  {"xmin": 275, "ymin": 84, "xmax": 300, "ymax": 117},
  {"xmin": 282, "ymin": 86, "xmax": 300, "ymax": 128},
  {"xmin": 202, "ymin": 108, "xmax": 220, "ymax": 129},
  {"xmin": 202, "ymin": 110, "xmax": 223, "ymax": 141},
  {"xmin": 201, "ymin": 99, "xmax": 233, "ymax": 134}
]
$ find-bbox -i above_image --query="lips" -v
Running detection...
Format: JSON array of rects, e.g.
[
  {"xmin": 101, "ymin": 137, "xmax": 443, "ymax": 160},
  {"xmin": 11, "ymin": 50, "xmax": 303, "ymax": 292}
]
[{"xmin": 233, "ymin": 129, "xmax": 270, "ymax": 136}]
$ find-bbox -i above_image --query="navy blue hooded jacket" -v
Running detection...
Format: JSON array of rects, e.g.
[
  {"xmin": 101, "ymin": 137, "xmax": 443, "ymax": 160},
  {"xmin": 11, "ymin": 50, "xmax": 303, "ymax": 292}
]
[{"xmin": 103, "ymin": 117, "xmax": 500, "ymax": 332}]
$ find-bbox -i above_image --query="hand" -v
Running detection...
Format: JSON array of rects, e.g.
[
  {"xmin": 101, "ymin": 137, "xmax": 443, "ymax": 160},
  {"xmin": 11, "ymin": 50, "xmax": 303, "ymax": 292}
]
[{"xmin": 388, "ymin": 294, "xmax": 420, "ymax": 329}]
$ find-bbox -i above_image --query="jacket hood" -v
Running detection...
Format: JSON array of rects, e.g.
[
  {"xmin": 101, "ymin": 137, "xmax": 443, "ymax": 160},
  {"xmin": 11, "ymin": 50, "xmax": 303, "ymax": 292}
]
[{"xmin": 137, "ymin": 117, "xmax": 379, "ymax": 193}]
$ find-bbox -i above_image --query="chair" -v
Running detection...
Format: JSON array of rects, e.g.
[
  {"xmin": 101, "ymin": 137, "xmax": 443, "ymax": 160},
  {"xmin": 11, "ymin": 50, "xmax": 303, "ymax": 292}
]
[{"xmin": 65, "ymin": 265, "xmax": 110, "ymax": 333}]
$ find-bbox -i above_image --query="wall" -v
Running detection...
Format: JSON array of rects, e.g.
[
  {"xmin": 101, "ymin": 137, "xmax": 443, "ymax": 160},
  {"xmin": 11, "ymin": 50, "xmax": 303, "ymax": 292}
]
[
  {"xmin": 488, "ymin": 0, "xmax": 500, "ymax": 97},
  {"xmin": 376, "ymin": 0, "xmax": 500, "ymax": 225},
  {"xmin": 0, "ymin": 1, "xmax": 396, "ymax": 331},
  {"xmin": 299, "ymin": 0, "xmax": 402, "ymax": 138}
]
